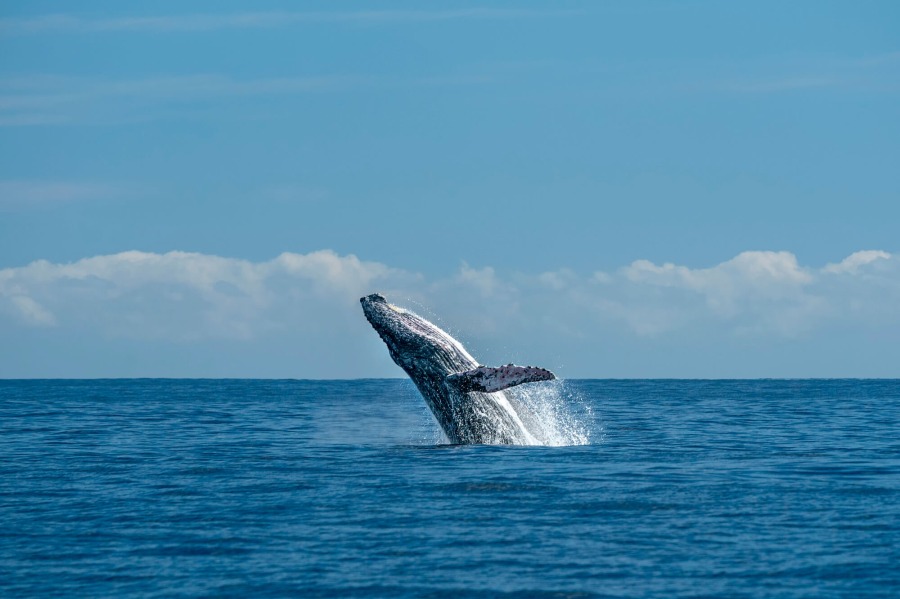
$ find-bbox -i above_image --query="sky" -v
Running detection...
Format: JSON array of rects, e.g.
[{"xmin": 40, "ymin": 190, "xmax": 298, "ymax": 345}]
[{"xmin": 1, "ymin": 1, "xmax": 898, "ymax": 378}]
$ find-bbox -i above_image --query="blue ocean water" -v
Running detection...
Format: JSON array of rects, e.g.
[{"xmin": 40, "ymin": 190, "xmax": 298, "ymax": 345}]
[{"xmin": 1, "ymin": 379, "xmax": 898, "ymax": 598}]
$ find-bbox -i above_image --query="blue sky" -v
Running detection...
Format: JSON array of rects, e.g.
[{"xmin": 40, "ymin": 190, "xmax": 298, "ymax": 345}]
[{"xmin": 1, "ymin": 1, "xmax": 898, "ymax": 378}]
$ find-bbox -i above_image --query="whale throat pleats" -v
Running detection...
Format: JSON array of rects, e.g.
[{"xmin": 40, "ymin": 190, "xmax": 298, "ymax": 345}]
[{"xmin": 446, "ymin": 365, "xmax": 556, "ymax": 393}]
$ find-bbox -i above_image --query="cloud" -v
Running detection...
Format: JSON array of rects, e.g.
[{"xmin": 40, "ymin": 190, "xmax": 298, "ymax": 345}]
[
  {"xmin": 2, "ymin": 248, "xmax": 898, "ymax": 342},
  {"xmin": 0, "ymin": 9, "xmax": 581, "ymax": 35},
  {"xmin": 822, "ymin": 250, "xmax": 891, "ymax": 275},
  {"xmin": 618, "ymin": 251, "xmax": 819, "ymax": 334},
  {"xmin": 2, "ymin": 248, "xmax": 899, "ymax": 377},
  {"xmin": 0, "ymin": 250, "xmax": 417, "ymax": 341},
  {"xmin": 7, "ymin": 295, "xmax": 55, "ymax": 326}
]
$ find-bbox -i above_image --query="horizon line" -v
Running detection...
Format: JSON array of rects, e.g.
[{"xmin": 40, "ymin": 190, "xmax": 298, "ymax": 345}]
[{"xmin": 1, "ymin": 377, "xmax": 897, "ymax": 382}]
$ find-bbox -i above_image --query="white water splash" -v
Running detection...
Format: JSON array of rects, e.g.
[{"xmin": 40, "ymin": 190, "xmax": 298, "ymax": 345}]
[
  {"xmin": 415, "ymin": 380, "xmax": 593, "ymax": 446},
  {"xmin": 506, "ymin": 380, "xmax": 593, "ymax": 446}
]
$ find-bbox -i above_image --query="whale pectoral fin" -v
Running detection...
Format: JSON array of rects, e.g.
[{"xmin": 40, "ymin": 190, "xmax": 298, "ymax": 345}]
[{"xmin": 446, "ymin": 364, "xmax": 556, "ymax": 393}]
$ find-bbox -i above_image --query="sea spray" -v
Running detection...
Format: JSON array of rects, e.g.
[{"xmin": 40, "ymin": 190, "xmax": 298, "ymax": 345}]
[
  {"xmin": 414, "ymin": 380, "xmax": 592, "ymax": 447},
  {"xmin": 506, "ymin": 379, "xmax": 594, "ymax": 446}
]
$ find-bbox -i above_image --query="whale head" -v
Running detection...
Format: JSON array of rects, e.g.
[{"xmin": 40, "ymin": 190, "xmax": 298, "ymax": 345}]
[{"xmin": 360, "ymin": 293, "xmax": 475, "ymax": 378}]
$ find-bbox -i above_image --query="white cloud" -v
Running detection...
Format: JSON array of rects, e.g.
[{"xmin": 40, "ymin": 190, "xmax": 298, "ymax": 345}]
[
  {"xmin": 822, "ymin": 250, "xmax": 891, "ymax": 274},
  {"xmin": 455, "ymin": 264, "xmax": 499, "ymax": 297},
  {"xmin": 0, "ymin": 250, "xmax": 410, "ymax": 340},
  {"xmin": 1, "ymin": 248, "xmax": 898, "ymax": 352},
  {"xmin": 2, "ymin": 248, "xmax": 899, "ymax": 377},
  {"xmin": 7, "ymin": 295, "xmax": 55, "ymax": 326},
  {"xmin": 536, "ymin": 270, "xmax": 568, "ymax": 291},
  {"xmin": 617, "ymin": 251, "xmax": 819, "ymax": 333}
]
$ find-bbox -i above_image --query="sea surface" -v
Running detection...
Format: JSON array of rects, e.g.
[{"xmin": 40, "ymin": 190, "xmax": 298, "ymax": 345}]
[{"xmin": 1, "ymin": 379, "xmax": 899, "ymax": 598}]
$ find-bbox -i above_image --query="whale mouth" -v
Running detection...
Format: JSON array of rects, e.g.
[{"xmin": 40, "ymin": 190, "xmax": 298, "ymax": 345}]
[
  {"xmin": 360, "ymin": 293, "xmax": 396, "ymax": 329},
  {"xmin": 361, "ymin": 293, "xmax": 406, "ymax": 318}
]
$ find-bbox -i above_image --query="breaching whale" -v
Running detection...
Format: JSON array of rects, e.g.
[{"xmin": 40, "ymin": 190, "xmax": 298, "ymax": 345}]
[{"xmin": 360, "ymin": 293, "xmax": 555, "ymax": 445}]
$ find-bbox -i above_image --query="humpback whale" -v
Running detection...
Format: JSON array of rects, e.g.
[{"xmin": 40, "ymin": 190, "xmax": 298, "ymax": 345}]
[{"xmin": 360, "ymin": 293, "xmax": 555, "ymax": 445}]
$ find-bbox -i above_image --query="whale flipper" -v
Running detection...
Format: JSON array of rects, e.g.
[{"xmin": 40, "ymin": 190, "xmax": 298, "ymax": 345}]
[{"xmin": 447, "ymin": 364, "xmax": 556, "ymax": 393}]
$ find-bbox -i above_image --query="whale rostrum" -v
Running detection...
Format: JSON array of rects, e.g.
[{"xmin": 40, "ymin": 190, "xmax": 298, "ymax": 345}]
[{"xmin": 360, "ymin": 293, "xmax": 555, "ymax": 444}]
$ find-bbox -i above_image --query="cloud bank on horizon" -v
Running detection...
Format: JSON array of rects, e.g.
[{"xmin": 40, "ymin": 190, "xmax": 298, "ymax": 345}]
[
  {"xmin": 2, "ymin": 249, "xmax": 897, "ymax": 378},
  {"xmin": 2, "ymin": 3, "xmax": 898, "ymax": 377}
]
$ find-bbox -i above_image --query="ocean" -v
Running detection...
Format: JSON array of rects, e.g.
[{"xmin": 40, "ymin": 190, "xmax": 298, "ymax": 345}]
[{"xmin": 1, "ymin": 379, "xmax": 898, "ymax": 598}]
